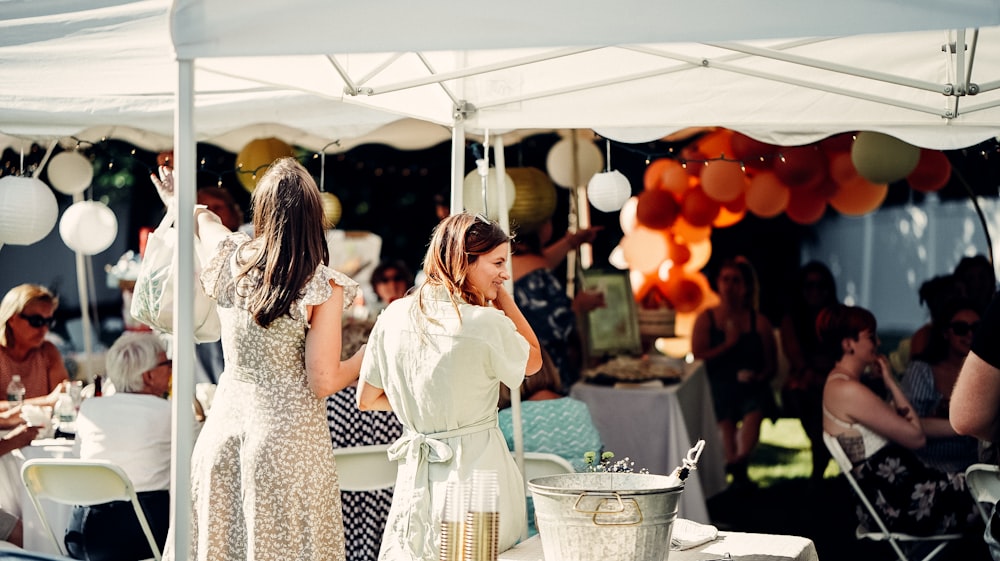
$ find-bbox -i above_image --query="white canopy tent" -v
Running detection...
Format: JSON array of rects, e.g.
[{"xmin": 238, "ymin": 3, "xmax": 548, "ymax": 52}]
[{"xmin": 5, "ymin": 0, "xmax": 1000, "ymax": 554}]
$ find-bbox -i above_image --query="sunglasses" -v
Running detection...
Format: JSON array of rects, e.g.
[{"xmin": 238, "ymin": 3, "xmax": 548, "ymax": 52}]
[
  {"xmin": 949, "ymin": 321, "xmax": 981, "ymax": 336},
  {"xmin": 19, "ymin": 313, "xmax": 56, "ymax": 329},
  {"xmin": 376, "ymin": 274, "xmax": 404, "ymax": 284}
]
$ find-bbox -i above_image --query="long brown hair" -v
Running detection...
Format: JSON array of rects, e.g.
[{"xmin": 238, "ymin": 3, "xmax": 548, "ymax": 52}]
[
  {"xmin": 418, "ymin": 212, "xmax": 511, "ymax": 317},
  {"xmin": 237, "ymin": 157, "xmax": 329, "ymax": 328}
]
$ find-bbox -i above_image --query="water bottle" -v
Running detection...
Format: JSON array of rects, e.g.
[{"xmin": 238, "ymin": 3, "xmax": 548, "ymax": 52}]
[
  {"xmin": 6, "ymin": 375, "xmax": 25, "ymax": 405},
  {"xmin": 55, "ymin": 393, "xmax": 76, "ymax": 423}
]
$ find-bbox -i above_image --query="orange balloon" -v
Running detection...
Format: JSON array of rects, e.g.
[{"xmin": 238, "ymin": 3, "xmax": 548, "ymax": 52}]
[
  {"xmin": 723, "ymin": 193, "xmax": 746, "ymax": 213},
  {"xmin": 680, "ymin": 145, "xmax": 706, "ymax": 176},
  {"xmin": 668, "ymin": 238, "xmax": 692, "ymax": 266},
  {"xmin": 683, "ymin": 238, "xmax": 712, "ymax": 274},
  {"xmin": 785, "ymin": 187, "xmax": 828, "ymax": 225},
  {"xmin": 635, "ymin": 189, "xmax": 680, "ymax": 230},
  {"xmin": 665, "ymin": 272, "xmax": 704, "ymax": 313},
  {"xmin": 661, "ymin": 160, "xmax": 691, "ymax": 200},
  {"xmin": 643, "ymin": 158, "xmax": 675, "ymax": 190},
  {"xmin": 773, "ymin": 145, "xmax": 827, "ymax": 190},
  {"xmin": 671, "ymin": 217, "xmax": 712, "ymax": 244},
  {"xmin": 828, "ymin": 176, "xmax": 889, "ymax": 216},
  {"xmin": 621, "ymin": 226, "xmax": 670, "ymax": 273},
  {"xmin": 907, "ymin": 149, "xmax": 952, "ymax": 193},
  {"xmin": 745, "ymin": 171, "xmax": 790, "ymax": 218},
  {"xmin": 700, "ymin": 160, "xmax": 747, "ymax": 203},
  {"xmin": 828, "ymin": 152, "xmax": 859, "ymax": 186},
  {"xmin": 681, "ymin": 187, "xmax": 721, "ymax": 227},
  {"xmin": 697, "ymin": 129, "xmax": 736, "ymax": 159},
  {"xmin": 713, "ymin": 204, "xmax": 745, "ymax": 228},
  {"xmin": 729, "ymin": 132, "xmax": 776, "ymax": 161}
]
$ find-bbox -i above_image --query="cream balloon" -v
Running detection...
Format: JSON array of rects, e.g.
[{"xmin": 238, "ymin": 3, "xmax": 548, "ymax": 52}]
[
  {"xmin": 59, "ymin": 200, "xmax": 118, "ymax": 255},
  {"xmin": 462, "ymin": 169, "xmax": 515, "ymax": 218},
  {"xmin": 545, "ymin": 137, "xmax": 604, "ymax": 188},
  {"xmin": 47, "ymin": 151, "xmax": 94, "ymax": 195},
  {"xmin": 0, "ymin": 176, "xmax": 59, "ymax": 245},
  {"xmin": 850, "ymin": 131, "xmax": 920, "ymax": 184},
  {"xmin": 619, "ymin": 196, "xmax": 638, "ymax": 235}
]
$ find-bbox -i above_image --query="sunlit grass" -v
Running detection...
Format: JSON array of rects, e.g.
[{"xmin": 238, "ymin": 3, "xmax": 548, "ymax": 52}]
[{"xmin": 747, "ymin": 418, "xmax": 839, "ymax": 488}]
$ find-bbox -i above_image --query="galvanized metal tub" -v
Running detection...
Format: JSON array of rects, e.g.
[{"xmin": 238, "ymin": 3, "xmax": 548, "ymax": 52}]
[{"xmin": 527, "ymin": 472, "xmax": 682, "ymax": 561}]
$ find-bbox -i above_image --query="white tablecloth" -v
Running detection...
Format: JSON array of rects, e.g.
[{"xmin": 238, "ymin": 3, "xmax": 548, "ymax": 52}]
[
  {"xmin": 569, "ymin": 361, "xmax": 726, "ymax": 523},
  {"xmin": 500, "ymin": 531, "xmax": 820, "ymax": 561},
  {"xmin": 13, "ymin": 438, "xmax": 77, "ymax": 556}
]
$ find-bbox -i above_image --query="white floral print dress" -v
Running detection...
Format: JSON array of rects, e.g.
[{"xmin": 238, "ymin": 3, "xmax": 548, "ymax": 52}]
[{"xmin": 176, "ymin": 232, "xmax": 359, "ymax": 561}]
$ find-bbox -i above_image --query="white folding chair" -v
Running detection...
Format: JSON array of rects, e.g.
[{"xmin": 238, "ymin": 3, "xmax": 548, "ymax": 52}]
[
  {"xmin": 965, "ymin": 463, "xmax": 1000, "ymax": 523},
  {"xmin": 20, "ymin": 458, "xmax": 161, "ymax": 561},
  {"xmin": 822, "ymin": 432, "xmax": 962, "ymax": 561},
  {"xmin": 520, "ymin": 452, "xmax": 575, "ymax": 483},
  {"xmin": 332, "ymin": 444, "xmax": 398, "ymax": 492}
]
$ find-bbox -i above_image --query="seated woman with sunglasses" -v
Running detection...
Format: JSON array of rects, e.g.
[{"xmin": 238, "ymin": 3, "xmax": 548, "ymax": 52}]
[
  {"xmin": 900, "ymin": 297, "xmax": 982, "ymax": 473},
  {"xmin": 0, "ymin": 283, "xmax": 69, "ymax": 411},
  {"xmin": 67, "ymin": 331, "xmax": 182, "ymax": 561}
]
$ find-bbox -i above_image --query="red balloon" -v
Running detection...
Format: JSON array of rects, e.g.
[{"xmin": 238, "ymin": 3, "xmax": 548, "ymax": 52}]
[
  {"xmin": 666, "ymin": 274, "xmax": 704, "ymax": 313},
  {"xmin": 636, "ymin": 189, "xmax": 680, "ymax": 230},
  {"xmin": 819, "ymin": 132, "xmax": 855, "ymax": 154},
  {"xmin": 827, "ymin": 152, "xmax": 859, "ymax": 186},
  {"xmin": 730, "ymin": 132, "xmax": 776, "ymax": 162},
  {"xmin": 773, "ymin": 146, "xmax": 827, "ymax": 190},
  {"xmin": 681, "ymin": 188, "xmax": 721, "ymax": 227},
  {"xmin": 680, "ymin": 145, "xmax": 706, "ymax": 176},
  {"xmin": 907, "ymin": 149, "xmax": 952, "ymax": 193},
  {"xmin": 785, "ymin": 187, "xmax": 827, "ymax": 225},
  {"xmin": 700, "ymin": 160, "xmax": 747, "ymax": 203},
  {"xmin": 697, "ymin": 129, "xmax": 736, "ymax": 159},
  {"xmin": 643, "ymin": 158, "xmax": 675, "ymax": 191},
  {"xmin": 668, "ymin": 238, "xmax": 692, "ymax": 266},
  {"xmin": 661, "ymin": 160, "xmax": 691, "ymax": 200}
]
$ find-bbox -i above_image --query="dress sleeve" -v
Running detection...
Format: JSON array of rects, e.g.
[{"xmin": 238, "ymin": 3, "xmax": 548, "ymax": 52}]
[
  {"xmin": 200, "ymin": 232, "xmax": 250, "ymax": 301},
  {"xmin": 297, "ymin": 264, "xmax": 360, "ymax": 320},
  {"xmin": 486, "ymin": 311, "xmax": 530, "ymax": 389},
  {"xmin": 359, "ymin": 315, "xmax": 386, "ymax": 390}
]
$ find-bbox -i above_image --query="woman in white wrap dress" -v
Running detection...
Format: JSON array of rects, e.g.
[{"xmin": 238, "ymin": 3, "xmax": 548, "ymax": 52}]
[{"xmin": 358, "ymin": 213, "xmax": 543, "ymax": 561}]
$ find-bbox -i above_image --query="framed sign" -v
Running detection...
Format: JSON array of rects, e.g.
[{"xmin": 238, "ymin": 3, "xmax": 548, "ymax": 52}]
[{"xmin": 578, "ymin": 269, "xmax": 642, "ymax": 363}]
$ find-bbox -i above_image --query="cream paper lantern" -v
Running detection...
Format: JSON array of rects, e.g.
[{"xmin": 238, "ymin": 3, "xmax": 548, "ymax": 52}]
[
  {"xmin": 850, "ymin": 131, "xmax": 920, "ymax": 184},
  {"xmin": 47, "ymin": 151, "xmax": 94, "ymax": 195},
  {"xmin": 462, "ymin": 168, "xmax": 515, "ymax": 218},
  {"xmin": 320, "ymin": 192, "xmax": 342, "ymax": 228},
  {"xmin": 507, "ymin": 167, "xmax": 557, "ymax": 233},
  {"xmin": 0, "ymin": 176, "xmax": 59, "ymax": 245},
  {"xmin": 59, "ymin": 201, "xmax": 118, "ymax": 255},
  {"xmin": 545, "ymin": 137, "xmax": 604, "ymax": 188},
  {"xmin": 587, "ymin": 170, "xmax": 632, "ymax": 212}
]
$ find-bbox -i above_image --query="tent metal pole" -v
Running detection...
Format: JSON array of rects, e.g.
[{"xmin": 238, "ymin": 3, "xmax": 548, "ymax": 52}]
[
  {"xmin": 169, "ymin": 58, "xmax": 196, "ymax": 561},
  {"xmin": 450, "ymin": 120, "xmax": 465, "ymax": 215}
]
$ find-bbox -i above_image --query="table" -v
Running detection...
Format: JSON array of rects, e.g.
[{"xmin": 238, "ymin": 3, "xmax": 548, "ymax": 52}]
[
  {"xmin": 569, "ymin": 360, "xmax": 726, "ymax": 523},
  {"xmin": 500, "ymin": 531, "xmax": 820, "ymax": 561},
  {"xmin": 14, "ymin": 438, "xmax": 77, "ymax": 556}
]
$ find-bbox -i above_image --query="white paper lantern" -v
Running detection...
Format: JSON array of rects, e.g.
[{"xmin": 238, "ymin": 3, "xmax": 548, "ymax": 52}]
[
  {"xmin": 462, "ymin": 169, "xmax": 515, "ymax": 218},
  {"xmin": 0, "ymin": 176, "xmax": 59, "ymax": 245},
  {"xmin": 587, "ymin": 170, "xmax": 632, "ymax": 212},
  {"xmin": 59, "ymin": 201, "xmax": 118, "ymax": 255},
  {"xmin": 47, "ymin": 151, "xmax": 94, "ymax": 195},
  {"xmin": 545, "ymin": 137, "xmax": 604, "ymax": 188}
]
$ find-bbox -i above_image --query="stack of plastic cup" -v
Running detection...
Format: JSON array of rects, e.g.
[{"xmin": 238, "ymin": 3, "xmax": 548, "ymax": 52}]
[
  {"xmin": 464, "ymin": 469, "xmax": 499, "ymax": 561},
  {"xmin": 440, "ymin": 480, "xmax": 466, "ymax": 561}
]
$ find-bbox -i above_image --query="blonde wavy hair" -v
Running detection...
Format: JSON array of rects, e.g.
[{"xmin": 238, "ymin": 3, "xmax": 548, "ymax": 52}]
[{"xmin": 0, "ymin": 284, "xmax": 58, "ymax": 348}]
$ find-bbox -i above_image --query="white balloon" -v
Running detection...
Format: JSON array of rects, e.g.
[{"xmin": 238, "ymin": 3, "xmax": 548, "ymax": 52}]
[
  {"xmin": 47, "ymin": 151, "xmax": 94, "ymax": 195},
  {"xmin": 545, "ymin": 138, "xmax": 604, "ymax": 188},
  {"xmin": 462, "ymin": 169, "xmax": 515, "ymax": 218},
  {"xmin": 59, "ymin": 201, "xmax": 118, "ymax": 255},
  {"xmin": 619, "ymin": 196, "xmax": 639, "ymax": 235},
  {"xmin": 0, "ymin": 176, "xmax": 59, "ymax": 245},
  {"xmin": 587, "ymin": 170, "xmax": 632, "ymax": 212}
]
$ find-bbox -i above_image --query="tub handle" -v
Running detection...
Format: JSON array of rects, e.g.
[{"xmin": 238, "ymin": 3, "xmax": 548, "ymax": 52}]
[{"xmin": 573, "ymin": 492, "xmax": 644, "ymax": 526}]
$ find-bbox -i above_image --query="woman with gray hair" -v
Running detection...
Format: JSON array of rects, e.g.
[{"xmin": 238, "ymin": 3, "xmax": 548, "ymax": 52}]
[{"xmin": 66, "ymin": 331, "xmax": 177, "ymax": 561}]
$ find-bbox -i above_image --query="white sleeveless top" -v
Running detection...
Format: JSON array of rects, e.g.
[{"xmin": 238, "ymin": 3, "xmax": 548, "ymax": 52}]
[{"xmin": 823, "ymin": 373, "xmax": 889, "ymax": 462}]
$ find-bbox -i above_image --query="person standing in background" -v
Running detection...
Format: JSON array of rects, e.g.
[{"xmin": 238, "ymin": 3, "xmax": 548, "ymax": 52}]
[
  {"xmin": 357, "ymin": 212, "xmax": 543, "ymax": 560},
  {"xmin": 779, "ymin": 261, "xmax": 839, "ymax": 483},
  {"xmin": 692, "ymin": 256, "xmax": 777, "ymax": 490},
  {"xmin": 366, "ymin": 260, "xmax": 414, "ymax": 319}
]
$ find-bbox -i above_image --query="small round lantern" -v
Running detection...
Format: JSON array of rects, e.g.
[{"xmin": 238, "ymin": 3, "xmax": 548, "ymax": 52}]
[
  {"xmin": 587, "ymin": 170, "xmax": 632, "ymax": 212},
  {"xmin": 0, "ymin": 176, "xmax": 59, "ymax": 245},
  {"xmin": 59, "ymin": 200, "xmax": 118, "ymax": 255},
  {"xmin": 47, "ymin": 151, "xmax": 94, "ymax": 196},
  {"xmin": 507, "ymin": 167, "xmax": 557, "ymax": 232},
  {"xmin": 320, "ymin": 192, "xmax": 342, "ymax": 228},
  {"xmin": 545, "ymin": 137, "xmax": 604, "ymax": 188},
  {"xmin": 235, "ymin": 138, "xmax": 295, "ymax": 193},
  {"xmin": 462, "ymin": 168, "xmax": 515, "ymax": 218}
]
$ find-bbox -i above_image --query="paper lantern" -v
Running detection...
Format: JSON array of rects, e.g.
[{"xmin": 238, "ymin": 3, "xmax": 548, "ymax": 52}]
[
  {"xmin": 850, "ymin": 131, "xmax": 920, "ymax": 184},
  {"xmin": 681, "ymin": 187, "xmax": 721, "ymax": 227},
  {"xmin": 635, "ymin": 189, "xmax": 680, "ymax": 230},
  {"xmin": 773, "ymin": 146, "xmax": 826, "ymax": 190},
  {"xmin": 745, "ymin": 172, "xmax": 790, "ymax": 218},
  {"xmin": 46, "ymin": 151, "xmax": 94, "ymax": 195},
  {"xmin": 619, "ymin": 196, "xmax": 638, "ymax": 235},
  {"xmin": 0, "ymin": 176, "xmax": 59, "ymax": 245},
  {"xmin": 587, "ymin": 170, "xmax": 632, "ymax": 213},
  {"xmin": 545, "ymin": 137, "xmax": 603, "ymax": 188},
  {"xmin": 785, "ymin": 187, "xmax": 828, "ymax": 225},
  {"xmin": 59, "ymin": 201, "xmax": 118, "ymax": 255},
  {"xmin": 320, "ymin": 192, "xmax": 342, "ymax": 228},
  {"xmin": 700, "ymin": 160, "xmax": 746, "ymax": 203},
  {"xmin": 906, "ymin": 149, "xmax": 951, "ymax": 193},
  {"xmin": 462, "ymin": 168, "xmax": 515, "ymax": 219},
  {"xmin": 507, "ymin": 167, "xmax": 557, "ymax": 232},
  {"xmin": 829, "ymin": 176, "xmax": 889, "ymax": 216},
  {"xmin": 235, "ymin": 137, "xmax": 295, "ymax": 193},
  {"xmin": 621, "ymin": 226, "xmax": 669, "ymax": 273}
]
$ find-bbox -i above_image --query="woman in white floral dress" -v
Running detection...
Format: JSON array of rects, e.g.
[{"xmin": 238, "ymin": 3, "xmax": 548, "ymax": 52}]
[{"xmin": 157, "ymin": 158, "xmax": 364, "ymax": 561}]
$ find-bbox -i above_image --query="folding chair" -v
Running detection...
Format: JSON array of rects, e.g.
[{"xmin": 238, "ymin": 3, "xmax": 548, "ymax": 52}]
[
  {"xmin": 332, "ymin": 444, "xmax": 398, "ymax": 492},
  {"xmin": 520, "ymin": 452, "xmax": 575, "ymax": 482},
  {"xmin": 822, "ymin": 432, "xmax": 962, "ymax": 561},
  {"xmin": 965, "ymin": 463, "xmax": 1000, "ymax": 524},
  {"xmin": 20, "ymin": 458, "xmax": 161, "ymax": 561}
]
